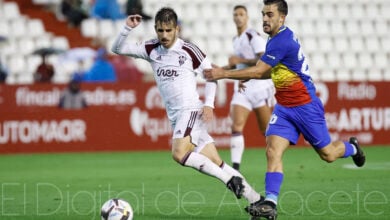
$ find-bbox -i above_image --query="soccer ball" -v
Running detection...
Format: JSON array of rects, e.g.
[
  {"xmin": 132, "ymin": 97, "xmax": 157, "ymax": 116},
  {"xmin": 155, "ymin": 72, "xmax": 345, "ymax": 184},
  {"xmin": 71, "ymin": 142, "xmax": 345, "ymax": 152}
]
[{"xmin": 101, "ymin": 198, "xmax": 133, "ymax": 220}]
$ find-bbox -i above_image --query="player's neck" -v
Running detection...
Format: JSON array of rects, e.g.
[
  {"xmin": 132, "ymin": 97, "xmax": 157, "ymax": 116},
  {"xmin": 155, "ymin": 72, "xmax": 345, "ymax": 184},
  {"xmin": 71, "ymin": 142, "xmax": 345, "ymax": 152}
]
[
  {"xmin": 162, "ymin": 37, "xmax": 178, "ymax": 49},
  {"xmin": 236, "ymin": 24, "xmax": 247, "ymax": 36},
  {"xmin": 269, "ymin": 25, "xmax": 285, "ymax": 37}
]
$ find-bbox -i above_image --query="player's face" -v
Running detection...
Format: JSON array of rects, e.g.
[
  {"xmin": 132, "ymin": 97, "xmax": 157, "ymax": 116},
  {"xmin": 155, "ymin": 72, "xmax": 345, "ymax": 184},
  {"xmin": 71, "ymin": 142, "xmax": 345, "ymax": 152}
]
[
  {"xmin": 155, "ymin": 21, "xmax": 179, "ymax": 48},
  {"xmin": 262, "ymin": 4, "xmax": 285, "ymax": 36},
  {"xmin": 233, "ymin": 8, "xmax": 248, "ymax": 29}
]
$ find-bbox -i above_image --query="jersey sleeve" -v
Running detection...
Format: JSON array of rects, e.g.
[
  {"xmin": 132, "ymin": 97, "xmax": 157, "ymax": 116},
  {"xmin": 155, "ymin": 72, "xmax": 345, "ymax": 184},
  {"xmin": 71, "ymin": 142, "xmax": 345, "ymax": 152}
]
[
  {"xmin": 181, "ymin": 42, "xmax": 215, "ymax": 107},
  {"xmin": 111, "ymin": 26, "xmax": 150, "ymax": 60},
  {"xmin": 260, "ymin": 39, "xmax": 287, "ymax": 67},
  {"xmin": 197, "ymin": 57, "xmax": 212, "ymax": 76},
  {"xmin": 182, "ymin": 42, "xmax": 211, "ymax": 76}
]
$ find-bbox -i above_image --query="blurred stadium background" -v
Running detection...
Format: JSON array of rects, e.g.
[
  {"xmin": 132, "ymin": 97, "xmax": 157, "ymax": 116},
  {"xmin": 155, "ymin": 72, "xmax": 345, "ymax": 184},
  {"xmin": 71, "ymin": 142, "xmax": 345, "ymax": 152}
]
[{"xmin": 0, "ymin": 0, "xmax": 389, "ymax": 83}]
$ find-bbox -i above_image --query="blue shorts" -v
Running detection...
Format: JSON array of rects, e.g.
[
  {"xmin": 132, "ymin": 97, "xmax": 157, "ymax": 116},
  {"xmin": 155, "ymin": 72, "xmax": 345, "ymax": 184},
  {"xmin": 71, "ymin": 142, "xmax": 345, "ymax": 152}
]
[{"xmin": 266, "ymin": 98, "xmax": 331, "ymax": 149}]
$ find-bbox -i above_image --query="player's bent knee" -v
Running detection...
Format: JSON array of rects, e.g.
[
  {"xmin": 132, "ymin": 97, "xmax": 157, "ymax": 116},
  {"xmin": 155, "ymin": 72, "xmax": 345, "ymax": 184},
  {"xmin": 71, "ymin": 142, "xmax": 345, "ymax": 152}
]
[
  {"xmin": 172, "ymin": 153, "xmax": 182, "ymax": 163},
  {"xmin": 265, "ymin": 146, "xmax": 282, "ymax": 160}
]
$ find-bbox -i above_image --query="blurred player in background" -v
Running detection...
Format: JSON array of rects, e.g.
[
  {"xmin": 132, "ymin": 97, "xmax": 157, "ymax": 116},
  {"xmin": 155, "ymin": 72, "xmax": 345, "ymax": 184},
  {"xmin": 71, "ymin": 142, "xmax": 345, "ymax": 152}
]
[
  {"xmin": 0, "ymin": 59, "xmax": 8, "ymax": 83},
  {"xmin": 224, "ymin": 5, "xmax": 275, "ymax": 171},
  {"xmin": 34, "ymin": 54, "xmax": 55, "ymax": 83},
  {"xmin": 126, "ymin": 0, "xmax": 152, "ymax": 21},
  {"xmin": 58, "ymin": 80, "xmax": 87, "ymax": 109},
  {"xmin": 204, "ymin": 0, "xmax": 366, "ymax": 219},
  {"xmin": 112, "ymin": 7, "xmax": 263, "ymax": 207}
]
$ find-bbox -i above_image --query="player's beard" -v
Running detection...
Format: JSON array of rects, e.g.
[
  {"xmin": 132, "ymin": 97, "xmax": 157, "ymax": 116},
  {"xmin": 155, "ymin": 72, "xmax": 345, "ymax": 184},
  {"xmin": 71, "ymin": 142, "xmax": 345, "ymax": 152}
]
[
  {"xmin": 263, "ymin": 23, "xmax": 271, "ymax": 35},
  {"xmin": 161, "ymin": 33, "xmax": 177, "ymax": 48}
]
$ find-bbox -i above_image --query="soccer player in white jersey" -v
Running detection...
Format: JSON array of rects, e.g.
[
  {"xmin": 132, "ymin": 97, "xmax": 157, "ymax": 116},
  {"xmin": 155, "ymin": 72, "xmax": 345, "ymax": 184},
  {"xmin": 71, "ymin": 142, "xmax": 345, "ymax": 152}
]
[
  {"xmin": 111, "ymin": 7, "xmax": 264, "ymax": 208},
  {"xmin": 224, "ymin": 5, "xmax": 275, "ymax": 171}
]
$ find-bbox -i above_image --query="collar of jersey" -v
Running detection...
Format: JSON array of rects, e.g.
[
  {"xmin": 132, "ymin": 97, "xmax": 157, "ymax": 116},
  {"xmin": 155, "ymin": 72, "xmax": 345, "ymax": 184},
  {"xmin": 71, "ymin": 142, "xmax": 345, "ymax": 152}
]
[
  {"xmin": 161, "ymin": 38, "xmax": 182, "ymax": 51},
  {"xmin": 268, "ymin": 25, "xmax": 287, "ymax": 40},
  {"xmin": 278, "ymin": 25, "xmax": 287, "ymax": 33}
]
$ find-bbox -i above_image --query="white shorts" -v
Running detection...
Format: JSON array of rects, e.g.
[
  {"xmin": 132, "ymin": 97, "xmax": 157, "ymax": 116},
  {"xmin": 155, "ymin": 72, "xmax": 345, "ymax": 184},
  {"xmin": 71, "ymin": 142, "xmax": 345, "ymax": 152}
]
[
  {"xmin": 172, "ymin": 109, "xmax": 214, "ymax": 153},
  {"xmin": 231, "ymin": 79, "xmax": 276, "ymax": 110}
]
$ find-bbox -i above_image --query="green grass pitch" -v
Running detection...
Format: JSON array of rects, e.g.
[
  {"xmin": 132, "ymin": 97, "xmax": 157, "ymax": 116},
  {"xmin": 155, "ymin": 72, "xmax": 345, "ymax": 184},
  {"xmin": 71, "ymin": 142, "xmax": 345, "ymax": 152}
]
[{"xmin": 0, "ymin": 146, "xmax": 389, "ymax": 220}]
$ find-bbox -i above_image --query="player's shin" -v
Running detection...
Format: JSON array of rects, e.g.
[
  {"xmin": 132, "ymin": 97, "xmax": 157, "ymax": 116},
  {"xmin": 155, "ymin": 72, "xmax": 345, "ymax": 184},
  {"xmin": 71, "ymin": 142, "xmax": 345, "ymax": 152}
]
[
  {"xmin": 265, "ymin": 172, "xmax": 284, "ymax": 205},
  {"xmin": 231, "ymin": 133, "xmax": 245, "ymax": 169},
  {"xmin": 181, "ymin": 152, "xmax": 231, "ymax": 183}
]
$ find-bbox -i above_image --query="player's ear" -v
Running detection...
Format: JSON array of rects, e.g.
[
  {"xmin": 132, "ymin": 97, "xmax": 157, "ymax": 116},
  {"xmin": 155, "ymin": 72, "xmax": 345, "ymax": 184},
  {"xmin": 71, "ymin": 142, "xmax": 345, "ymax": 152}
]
[
  {"xmin": 279, "ymin": 15, "xmax": 285, "ymax": 24},
  {"xmin": 154, "ymin": 25, "xmax": 159, "ymax": 34},
  {"xmin": 176, "ymin": 25, "xmax": 180, "ymax": 33}
]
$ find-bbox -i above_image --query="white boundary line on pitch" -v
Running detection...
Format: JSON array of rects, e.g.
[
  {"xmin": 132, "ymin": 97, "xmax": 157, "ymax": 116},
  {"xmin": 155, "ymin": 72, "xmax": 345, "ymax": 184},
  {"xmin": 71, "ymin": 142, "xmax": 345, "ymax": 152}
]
[{"xmin": 343, "ymin": 162, "xmax": 390, "ymax": 170}]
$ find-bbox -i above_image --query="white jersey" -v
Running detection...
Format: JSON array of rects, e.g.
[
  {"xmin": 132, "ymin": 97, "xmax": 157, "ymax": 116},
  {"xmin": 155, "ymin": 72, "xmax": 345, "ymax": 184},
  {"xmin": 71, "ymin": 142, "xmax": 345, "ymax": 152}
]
[
  {"xmin": 233, "ymin": 28, "xmax": 266, "ymax": 70},
  {"xmin": 112, "ymin": 26, "xmax": 215, "ymax": 124},
  {"xmin": 232, "ymin": 28, "xmax": 273, "ymax": 91}
]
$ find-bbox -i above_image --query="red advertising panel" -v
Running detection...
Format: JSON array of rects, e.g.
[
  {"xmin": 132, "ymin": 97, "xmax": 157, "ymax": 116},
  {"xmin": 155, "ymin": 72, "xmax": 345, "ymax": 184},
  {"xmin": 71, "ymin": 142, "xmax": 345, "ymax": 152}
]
[
  {"xmin": 0, "ymin": 81, "xmax": 388, "ymax": 154},
  {"xmin": 316, "ymin": 82, "xmax": 390, "ymax": 145},
  {"xmin": 0, "ymin": 82, "xmax": 236, "ymax": 153}
]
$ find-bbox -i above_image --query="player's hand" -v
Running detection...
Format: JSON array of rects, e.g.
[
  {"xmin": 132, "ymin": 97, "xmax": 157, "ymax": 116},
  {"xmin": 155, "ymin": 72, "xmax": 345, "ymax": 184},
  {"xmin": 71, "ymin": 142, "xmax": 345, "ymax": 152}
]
[
  {"xmin": 126, "ymin": 15, "xmax": 143, "ymax": 28},
  {"xmin": 203, "ymin": 67, "xmax": 225, "ymax": 80},
  {"xmin": 202, "ymin": 106, "xmax": 214, "ymax": 122},
  {"xmin": 238, "ymin": 80, "xmax": 246, "ymax": 92}
]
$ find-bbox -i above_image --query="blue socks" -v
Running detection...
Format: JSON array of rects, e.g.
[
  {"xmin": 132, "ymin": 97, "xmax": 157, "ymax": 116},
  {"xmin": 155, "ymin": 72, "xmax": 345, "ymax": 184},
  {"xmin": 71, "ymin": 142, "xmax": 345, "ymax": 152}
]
[
  {"xmin": 343, "ymin": 141, "xmax": 357, "ymax": 158},
  {"xmin": 265, "ymin": 172, "xmax": 284, "ymax": 204}
]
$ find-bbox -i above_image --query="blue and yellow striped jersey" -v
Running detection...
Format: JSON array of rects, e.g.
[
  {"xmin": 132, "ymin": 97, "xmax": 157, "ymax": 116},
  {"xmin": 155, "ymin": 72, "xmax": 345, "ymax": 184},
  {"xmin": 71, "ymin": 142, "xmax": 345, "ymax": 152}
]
[{"xmin": 261, "ymin": 26, "xmax": 317, "ymax": 107}]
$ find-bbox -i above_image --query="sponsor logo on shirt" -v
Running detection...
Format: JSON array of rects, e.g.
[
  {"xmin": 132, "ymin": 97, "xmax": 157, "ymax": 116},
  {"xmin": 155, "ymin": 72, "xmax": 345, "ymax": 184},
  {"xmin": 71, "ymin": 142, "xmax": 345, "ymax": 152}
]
[
  {"xmin": 156, "ymin": 68, "xmax": 179, "ymax": 77},
  {"xmin": 266, "ymin": 54, "xmax": 276, "ymax": 60}
]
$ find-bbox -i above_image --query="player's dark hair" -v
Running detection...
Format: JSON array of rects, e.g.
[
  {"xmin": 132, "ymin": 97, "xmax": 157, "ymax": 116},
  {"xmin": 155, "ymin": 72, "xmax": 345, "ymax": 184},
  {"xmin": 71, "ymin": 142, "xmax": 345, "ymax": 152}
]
[
  {"xmin": 155, "ymin": 7, "xmax": 178, "ymax": 26},
  {"xmin": 263, "ymin": 0, "xmax": 288, "ymax": 15},
  {"xmin": 234, "ymin": 5, "xmax": 247, "ymax": 12}
]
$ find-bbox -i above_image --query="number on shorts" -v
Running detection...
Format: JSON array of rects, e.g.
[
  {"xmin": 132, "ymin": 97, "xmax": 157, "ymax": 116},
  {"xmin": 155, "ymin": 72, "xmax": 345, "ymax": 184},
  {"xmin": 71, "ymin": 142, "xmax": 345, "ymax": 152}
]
[{"xmin": 269, "ymin": 114, "xmax": 278, "ymax": 124}]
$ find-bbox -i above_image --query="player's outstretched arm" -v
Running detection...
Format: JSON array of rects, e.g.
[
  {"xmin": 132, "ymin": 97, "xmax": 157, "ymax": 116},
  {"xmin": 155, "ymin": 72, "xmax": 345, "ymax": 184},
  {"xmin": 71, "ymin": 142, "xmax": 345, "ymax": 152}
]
[
  {"xmin": 228, "ymin": 53, "xmax": 262, "ymax": 68},
  {"xmin": 204, "ymin": 60, "xmax": 272, "ymax": 81},
  {"xmin": 111, "ymin": 14, "xmax": 148, "ymax": 59}
]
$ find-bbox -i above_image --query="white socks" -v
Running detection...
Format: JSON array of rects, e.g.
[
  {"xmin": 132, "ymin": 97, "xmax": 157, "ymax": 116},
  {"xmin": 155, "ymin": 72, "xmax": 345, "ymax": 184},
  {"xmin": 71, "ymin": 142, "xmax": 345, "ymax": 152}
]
[
  {"xmin": 221, "ymin": 163, "xmax": 261, "ymax": 203},
  {"xmin": 182, "ymin": 152, "xmax": 231, "ymax": 184},
  {"xmin": 231, "ymin": 134, "xmax": 245, "ymax": 164},
  {"xmin": 182, "ymin": 152, "xmax": 261, "ymax": 204}
]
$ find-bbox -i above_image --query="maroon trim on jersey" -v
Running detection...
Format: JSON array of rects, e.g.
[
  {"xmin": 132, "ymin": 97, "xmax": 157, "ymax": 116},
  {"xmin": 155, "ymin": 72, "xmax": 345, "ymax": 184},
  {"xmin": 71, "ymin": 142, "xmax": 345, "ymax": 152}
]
[
  {"xmin": 182, "ymin": 43, "xmax": 205, "ymax": 69},
  {"xmin": 145, "ymin": 42, "xmax": 160, "ymax": 56},
  {"xmin": 246, "ymin": 32, "xmax": 253, "ymax": 42}
]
